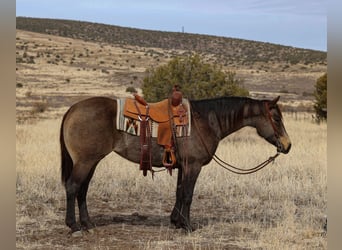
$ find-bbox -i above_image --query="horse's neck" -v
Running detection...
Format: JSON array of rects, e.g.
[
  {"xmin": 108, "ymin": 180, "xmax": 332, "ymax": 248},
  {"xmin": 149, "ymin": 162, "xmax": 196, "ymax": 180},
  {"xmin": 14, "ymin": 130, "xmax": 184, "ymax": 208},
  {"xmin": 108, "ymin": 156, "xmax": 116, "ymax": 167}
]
[
  {"xmin": 218, "ymin": 98, "xmax": 263, "ymax": 138},
  {"xmin": 190, "ymin": 97, "xmax": 264, "ymax": 139},
  {"xmin": 242, "ymin": 100, "xmax": 264, "ymax": 126}
]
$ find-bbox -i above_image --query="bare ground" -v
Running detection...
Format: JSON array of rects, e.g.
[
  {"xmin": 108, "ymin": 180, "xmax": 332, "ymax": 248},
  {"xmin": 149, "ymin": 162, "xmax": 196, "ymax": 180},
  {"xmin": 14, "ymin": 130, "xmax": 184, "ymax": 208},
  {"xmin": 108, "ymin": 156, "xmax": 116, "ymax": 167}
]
[{"xmin": 16, "ymin": 193, "xmax": 258, "ymax": 249}]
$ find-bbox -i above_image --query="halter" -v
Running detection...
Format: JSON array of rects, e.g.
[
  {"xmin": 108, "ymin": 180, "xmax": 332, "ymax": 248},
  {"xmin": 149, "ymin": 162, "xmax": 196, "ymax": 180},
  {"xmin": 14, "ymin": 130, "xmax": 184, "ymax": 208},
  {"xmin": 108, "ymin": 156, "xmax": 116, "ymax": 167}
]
[
  {"xmin": 192, "ymin": 100, "xmax": 280, "ymax": 175},
  {"xmin": 265, "ymin": 102, "xmax": 280, "ymax": 139},
  {"xmin": 265, "ymin": 101, "xmax": 283, "ymax": 152}
]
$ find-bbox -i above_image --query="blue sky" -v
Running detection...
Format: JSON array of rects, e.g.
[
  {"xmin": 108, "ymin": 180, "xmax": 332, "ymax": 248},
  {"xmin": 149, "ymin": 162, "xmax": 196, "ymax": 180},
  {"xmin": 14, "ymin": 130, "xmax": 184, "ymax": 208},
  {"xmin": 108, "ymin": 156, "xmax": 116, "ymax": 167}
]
[{"xmin": 16, "ymin": 0, "xmax": 327, "ymax": 51}]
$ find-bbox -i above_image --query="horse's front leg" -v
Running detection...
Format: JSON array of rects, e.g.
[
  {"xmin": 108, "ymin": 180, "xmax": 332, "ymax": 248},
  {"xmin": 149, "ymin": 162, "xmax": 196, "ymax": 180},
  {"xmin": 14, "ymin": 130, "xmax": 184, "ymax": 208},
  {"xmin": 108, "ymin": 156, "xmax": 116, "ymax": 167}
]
[
  {"xmin": 174, "ymin": 164, "xmax": 202, "ymax": 232},
  {"xmin": 171, "ymin": 167, "xmax": 183, "ymax": 225}
]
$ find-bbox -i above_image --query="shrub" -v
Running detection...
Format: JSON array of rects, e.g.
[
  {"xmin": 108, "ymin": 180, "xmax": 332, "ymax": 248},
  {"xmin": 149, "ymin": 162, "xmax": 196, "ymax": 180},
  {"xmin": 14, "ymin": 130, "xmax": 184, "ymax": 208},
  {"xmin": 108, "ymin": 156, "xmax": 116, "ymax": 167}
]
[
  {"xmin": 32, "ymin": 101, "xmax": 48, "ymax": 113},
  {"xmin": 25, "ymin": 91, "xmax": 32, "ymax": 97},
  {"xmin": 126, "ymin": 86, "xmax": 137, "ymax": 93},
  {"xmin": 142, "ymin": 54, "xmax": 249, "ymax": 102},
  {"xmin": 313, "ymin": 73, "xmax": 327, "ymax": 121}
]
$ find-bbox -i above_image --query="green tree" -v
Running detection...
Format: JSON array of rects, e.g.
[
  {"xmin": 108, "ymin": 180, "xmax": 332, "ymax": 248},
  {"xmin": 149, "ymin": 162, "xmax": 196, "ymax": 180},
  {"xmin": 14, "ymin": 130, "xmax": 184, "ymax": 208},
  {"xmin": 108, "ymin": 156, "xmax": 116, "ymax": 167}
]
[
  {"xmin": 313, "ymin": 73, "xmax": 327, "ymax": 121},
  {"xmin": 142, "ymin": 54, "xmax": 249, "ymax": 102}
]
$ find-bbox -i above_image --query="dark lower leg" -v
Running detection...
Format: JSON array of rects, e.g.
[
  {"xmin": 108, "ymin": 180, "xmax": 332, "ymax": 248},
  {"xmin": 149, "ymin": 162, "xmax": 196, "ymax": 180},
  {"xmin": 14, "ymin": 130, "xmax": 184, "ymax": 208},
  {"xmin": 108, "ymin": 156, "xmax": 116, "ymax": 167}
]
[
  {"xmin": 177, "ymin": 166, "xmax": 201, "ymax": 232},
  {"xmin": 77, "ymin": 166, "xmax": 96, "ymax": 230},
  {"xmin": 65, "ymin": 180, "xmax": 81, "ymax": 232},
  {"xmin": 171, "ymin": 168, "xmax": 183, "ymax": 225},
  {"xmin": 178, "ymin": 194, "xmax": 194, "ymax": 231},
  {"xmin": 77, "ymin": 187, "xmax": 93, "ymax": 229}
]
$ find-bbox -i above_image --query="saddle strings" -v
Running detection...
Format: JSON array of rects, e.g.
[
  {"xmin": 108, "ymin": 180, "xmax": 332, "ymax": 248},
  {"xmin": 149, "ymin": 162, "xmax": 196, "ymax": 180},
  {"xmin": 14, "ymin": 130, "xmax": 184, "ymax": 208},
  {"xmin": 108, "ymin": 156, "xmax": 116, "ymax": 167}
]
[{"xmin": 167, "ymin": 96, "xmax": 189, "ymax": 173}]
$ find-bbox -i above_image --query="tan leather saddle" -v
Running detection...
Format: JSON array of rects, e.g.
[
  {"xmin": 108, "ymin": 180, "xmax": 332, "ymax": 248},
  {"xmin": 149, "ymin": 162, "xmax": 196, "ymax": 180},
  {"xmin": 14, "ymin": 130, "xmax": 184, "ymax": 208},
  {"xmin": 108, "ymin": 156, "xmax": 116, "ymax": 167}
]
[{"xmin": 123, "ymin": 92, "xmax": 189, "ymax": 175}]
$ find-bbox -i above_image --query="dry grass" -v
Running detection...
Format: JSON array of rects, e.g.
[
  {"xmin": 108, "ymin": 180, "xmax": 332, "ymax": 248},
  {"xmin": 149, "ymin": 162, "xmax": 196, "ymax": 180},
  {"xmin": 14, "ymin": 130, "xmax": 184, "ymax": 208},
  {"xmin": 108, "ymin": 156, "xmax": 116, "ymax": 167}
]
[{"xmin": 16, "ymin": 113, "xmax": 327, "ymax": 249}]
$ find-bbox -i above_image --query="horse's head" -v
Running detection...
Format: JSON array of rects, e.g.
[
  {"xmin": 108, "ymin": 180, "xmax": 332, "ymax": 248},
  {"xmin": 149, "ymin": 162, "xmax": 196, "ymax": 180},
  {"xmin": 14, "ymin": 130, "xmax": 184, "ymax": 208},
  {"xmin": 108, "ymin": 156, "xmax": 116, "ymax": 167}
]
[{"xmin": 255, "ymin": 96, "xmax": 291, "ymax": 154}]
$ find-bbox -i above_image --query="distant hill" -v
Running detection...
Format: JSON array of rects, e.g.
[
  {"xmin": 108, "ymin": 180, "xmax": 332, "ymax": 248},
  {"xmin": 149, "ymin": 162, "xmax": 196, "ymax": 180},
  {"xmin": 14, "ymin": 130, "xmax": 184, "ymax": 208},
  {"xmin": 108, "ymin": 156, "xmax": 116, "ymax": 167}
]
[{"xmin": 16, "ymin": 17, "xmax": 326, "ymax": 67}]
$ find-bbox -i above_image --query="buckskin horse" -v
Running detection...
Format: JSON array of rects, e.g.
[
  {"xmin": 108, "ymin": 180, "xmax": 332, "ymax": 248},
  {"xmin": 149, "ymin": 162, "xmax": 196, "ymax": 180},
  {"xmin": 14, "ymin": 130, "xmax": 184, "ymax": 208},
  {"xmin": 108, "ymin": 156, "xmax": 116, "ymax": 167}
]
[{"xmin": 60, "ymin": 95, "xmax": 291, "ymax": 233}]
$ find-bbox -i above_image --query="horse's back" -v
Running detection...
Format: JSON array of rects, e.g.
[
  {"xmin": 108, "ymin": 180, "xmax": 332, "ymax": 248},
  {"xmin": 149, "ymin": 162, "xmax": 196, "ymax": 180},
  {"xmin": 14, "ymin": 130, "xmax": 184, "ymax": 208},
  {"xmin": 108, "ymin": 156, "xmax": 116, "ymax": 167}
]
[{"xmin": 67, "ymin": 96, "xmax": 117, "ymax": 113}]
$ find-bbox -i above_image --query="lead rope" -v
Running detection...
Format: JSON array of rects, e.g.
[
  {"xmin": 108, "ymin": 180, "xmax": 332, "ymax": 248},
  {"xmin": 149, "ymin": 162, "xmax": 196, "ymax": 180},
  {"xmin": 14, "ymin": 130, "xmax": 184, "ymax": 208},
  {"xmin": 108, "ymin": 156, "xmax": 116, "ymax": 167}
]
[{"xmin": 191, "ymin": 103, "xmax": 280, "ymax": 175}]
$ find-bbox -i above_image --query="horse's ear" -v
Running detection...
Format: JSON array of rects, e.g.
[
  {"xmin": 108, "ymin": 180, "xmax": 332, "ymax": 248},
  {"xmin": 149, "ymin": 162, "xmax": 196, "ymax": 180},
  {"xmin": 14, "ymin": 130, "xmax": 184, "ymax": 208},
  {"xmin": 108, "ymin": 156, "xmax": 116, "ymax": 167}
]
[{"xmin": 269, "ymin": 96, "xmax": 280, "ymax": 107}]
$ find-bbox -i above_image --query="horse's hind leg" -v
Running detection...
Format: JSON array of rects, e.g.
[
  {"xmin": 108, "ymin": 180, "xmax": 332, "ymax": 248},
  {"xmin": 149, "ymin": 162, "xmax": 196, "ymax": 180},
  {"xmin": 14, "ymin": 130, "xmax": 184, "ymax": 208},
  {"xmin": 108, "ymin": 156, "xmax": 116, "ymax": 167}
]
[
  {"xmin": 65, "ymin": 161, "xmax": 96, "ymax": 233},
  {"xmin": 65, "ymin": 177, "xmax": 81, "ymax": 233},
  {"xmin": 77, "ymin": 164, "xmax": 97, "ymax": 230}
]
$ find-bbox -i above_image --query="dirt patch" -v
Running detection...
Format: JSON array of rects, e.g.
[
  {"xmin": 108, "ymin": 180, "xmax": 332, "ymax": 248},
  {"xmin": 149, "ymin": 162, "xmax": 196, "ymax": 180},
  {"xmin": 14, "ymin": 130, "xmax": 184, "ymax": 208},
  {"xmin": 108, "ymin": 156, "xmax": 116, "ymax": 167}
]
[{"xmin": 16, "ymin": 194, "xmax": 257, "ymax": 249}]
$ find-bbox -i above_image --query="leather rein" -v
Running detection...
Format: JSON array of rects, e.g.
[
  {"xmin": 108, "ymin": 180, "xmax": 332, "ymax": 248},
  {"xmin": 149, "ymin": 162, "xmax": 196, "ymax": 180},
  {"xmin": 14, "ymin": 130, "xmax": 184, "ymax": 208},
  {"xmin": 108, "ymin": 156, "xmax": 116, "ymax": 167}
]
[
  {"xmin": 193, "ymin": 101, "xmax": 280, "ymax": 175},
  {"xmin": 212, "ymin": 152, "xmax": 279, "ymax": 175}
]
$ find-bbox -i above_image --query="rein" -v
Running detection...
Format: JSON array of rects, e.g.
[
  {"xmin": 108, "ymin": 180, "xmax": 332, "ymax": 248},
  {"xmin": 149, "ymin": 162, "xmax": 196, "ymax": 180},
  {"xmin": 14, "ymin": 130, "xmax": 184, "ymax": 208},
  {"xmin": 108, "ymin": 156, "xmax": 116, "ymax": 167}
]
[
  {"xmin": 212, "ymin": 152, "xmax": 279, "ymax": 174},
  {"xmin": 192, "ymin": 101, "xmax": 280, "ymax": 175}
]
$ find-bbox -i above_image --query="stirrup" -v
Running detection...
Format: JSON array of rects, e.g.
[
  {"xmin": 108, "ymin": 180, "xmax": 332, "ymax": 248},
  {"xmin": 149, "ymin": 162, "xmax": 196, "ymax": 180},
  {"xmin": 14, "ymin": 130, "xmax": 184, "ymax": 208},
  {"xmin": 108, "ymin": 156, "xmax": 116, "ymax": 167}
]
[{"xmin": 162, "ymin": 146, "xmax": 176, "ymax": 174}]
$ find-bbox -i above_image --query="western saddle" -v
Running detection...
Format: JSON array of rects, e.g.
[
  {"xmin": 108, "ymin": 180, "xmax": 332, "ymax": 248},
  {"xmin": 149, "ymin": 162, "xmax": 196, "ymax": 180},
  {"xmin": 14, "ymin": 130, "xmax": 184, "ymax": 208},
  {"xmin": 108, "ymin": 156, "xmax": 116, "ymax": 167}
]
[{"xmin": 123, "ymin": 86, "xmax": 189, "ymax": 176}]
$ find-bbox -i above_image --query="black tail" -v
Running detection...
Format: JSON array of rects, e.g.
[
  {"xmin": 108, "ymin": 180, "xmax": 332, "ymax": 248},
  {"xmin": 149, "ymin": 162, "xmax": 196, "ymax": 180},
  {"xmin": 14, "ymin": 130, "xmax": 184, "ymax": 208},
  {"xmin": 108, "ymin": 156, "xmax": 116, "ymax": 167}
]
[{"xmin": 60, "ymin": 110, "xmax": 73, "ymax": 186}]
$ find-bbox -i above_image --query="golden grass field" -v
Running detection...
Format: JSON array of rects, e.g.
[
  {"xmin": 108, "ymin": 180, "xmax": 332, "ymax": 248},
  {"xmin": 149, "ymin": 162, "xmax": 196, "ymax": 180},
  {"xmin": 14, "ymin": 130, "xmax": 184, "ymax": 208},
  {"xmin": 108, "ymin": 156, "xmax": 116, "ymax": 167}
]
[{"xmin": 16, "ymin": 113, "xmax": 327, "ymax": 249}]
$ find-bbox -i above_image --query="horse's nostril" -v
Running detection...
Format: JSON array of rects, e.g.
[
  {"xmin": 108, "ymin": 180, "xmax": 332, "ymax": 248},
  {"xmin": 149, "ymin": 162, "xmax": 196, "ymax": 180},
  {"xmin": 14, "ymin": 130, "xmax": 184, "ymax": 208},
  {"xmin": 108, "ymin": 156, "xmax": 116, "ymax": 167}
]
[{"xmin": 284, "ymin": 143, "xmax": 291, "ymax": 154}]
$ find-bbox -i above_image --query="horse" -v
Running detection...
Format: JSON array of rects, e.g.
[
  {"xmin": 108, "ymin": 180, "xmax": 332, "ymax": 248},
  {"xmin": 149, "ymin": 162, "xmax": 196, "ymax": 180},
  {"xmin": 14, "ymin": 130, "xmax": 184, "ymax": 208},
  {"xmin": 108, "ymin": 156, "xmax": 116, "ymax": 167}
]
[{"xmin": 60, "ymin": 95, "xmax": 291, "ymax": 233}]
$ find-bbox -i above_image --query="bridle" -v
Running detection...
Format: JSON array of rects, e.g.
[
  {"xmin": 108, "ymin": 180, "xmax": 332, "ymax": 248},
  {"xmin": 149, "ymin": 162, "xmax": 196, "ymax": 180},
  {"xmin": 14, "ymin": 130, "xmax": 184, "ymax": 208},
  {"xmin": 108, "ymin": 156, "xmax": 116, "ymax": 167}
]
[
  {"xmin": 193, "ymin": 101, "xmax": 281, "ymax": 175},
  {"xmin": 265, "ymin": 101, "xmax": 283, "ymax": 153}
]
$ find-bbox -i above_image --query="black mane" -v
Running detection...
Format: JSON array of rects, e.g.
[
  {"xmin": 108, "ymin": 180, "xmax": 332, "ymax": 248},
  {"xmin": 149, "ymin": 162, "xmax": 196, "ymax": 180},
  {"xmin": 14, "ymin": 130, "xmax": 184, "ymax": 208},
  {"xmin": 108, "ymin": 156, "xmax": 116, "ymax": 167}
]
[{"xmin": 190, "ymin": 96, "xmax": 263, "ymax": 118}]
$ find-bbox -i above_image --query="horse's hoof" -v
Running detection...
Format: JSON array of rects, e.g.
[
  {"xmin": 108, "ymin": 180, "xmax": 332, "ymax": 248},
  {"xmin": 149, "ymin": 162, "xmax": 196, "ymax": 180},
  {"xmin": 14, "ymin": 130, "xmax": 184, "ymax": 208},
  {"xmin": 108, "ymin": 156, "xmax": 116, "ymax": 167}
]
[
  {"xmin": 180, "ymin": 222, "xmax": 194, "ymax": 233},
  {"xmin": 85, "ymin": 228, "xmax": 95, "ymax": 234},
  {"xmin": 81, "ymin": 221, "xmax": 95, "ymax": 231},
  {"xmin": 170, "ymin": 218, "xmax": 178, "ymax": 227},
  {"xmin": 184, "ymin": 226, "xmax": 194, "ymax": 233},
  {"xmin": 70, "ymin": 230, "xmax": 83, "ymax": 237},
  {"xmin": 173, "ymin": 220, "xmax": 194, "ymax": 232}
]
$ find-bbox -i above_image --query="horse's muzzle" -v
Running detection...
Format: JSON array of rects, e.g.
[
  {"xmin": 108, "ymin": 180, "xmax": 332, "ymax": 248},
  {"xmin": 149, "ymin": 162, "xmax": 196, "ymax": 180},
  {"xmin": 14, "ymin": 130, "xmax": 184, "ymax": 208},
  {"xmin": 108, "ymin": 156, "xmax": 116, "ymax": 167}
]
[{"xmin": 277, "ymin": 136, "xmax": 291, "ymax": 154}]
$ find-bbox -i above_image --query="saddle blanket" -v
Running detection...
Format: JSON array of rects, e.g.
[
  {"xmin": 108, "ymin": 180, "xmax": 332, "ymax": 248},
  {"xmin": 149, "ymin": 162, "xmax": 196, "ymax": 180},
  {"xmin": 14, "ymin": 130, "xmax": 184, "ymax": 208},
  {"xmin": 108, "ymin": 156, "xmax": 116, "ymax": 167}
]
[{"xmin": 116, "ymin": 98, "xmax": 191, "ymax": 140}]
